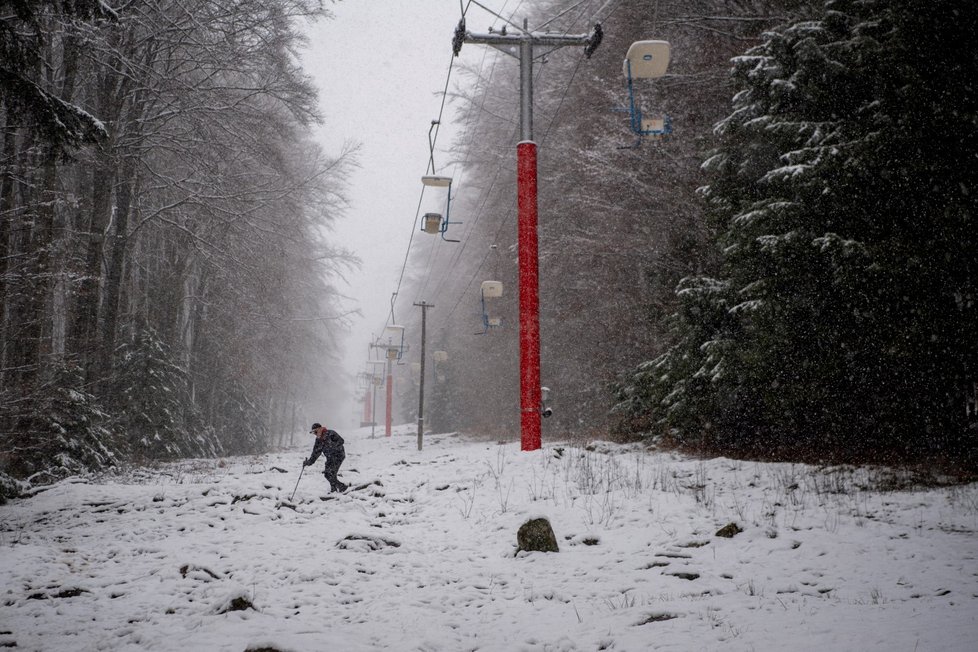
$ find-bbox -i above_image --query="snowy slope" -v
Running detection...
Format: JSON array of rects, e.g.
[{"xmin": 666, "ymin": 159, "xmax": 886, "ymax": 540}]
[{"xmin": 2, "ymin": 426, "xmax": 976, "ymax": 651}]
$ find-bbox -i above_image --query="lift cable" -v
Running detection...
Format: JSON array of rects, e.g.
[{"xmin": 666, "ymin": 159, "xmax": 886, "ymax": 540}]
[
  {"xmin": 384, "ymin": 2, "xmax": 475, "ymax": 329},
  {"xmin": 382, "ymin": 0, "xmax": 618, "ymax": 342}
]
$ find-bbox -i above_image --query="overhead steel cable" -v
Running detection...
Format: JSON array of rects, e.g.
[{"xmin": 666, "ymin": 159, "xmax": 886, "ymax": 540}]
[
  {"xmin": 402, "ymin": 0, "xmax": 519, "ymax": 326},
  {"xmin": 383, "ymin": 0, "xmax": 613, "ymax": 339},
  {"xmin": 431, "ymin": 0, "xmax": 595, "ymax": 331},
  {"xmin": 384, "ymin": 2, "xmax": 475, "ymax": 329},
  {"xmin": 418, "ymin": 45, "xmax": 507, "ymax": 304},
  {"xmin": 414, "ymin": 23, "xmax": 500, "ymax": 304}
]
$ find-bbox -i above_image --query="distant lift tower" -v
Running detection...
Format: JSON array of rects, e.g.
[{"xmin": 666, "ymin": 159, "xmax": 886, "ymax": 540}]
[{"xmin": 454, "ymin": 16, "xmax": 601, "ymax": 451}]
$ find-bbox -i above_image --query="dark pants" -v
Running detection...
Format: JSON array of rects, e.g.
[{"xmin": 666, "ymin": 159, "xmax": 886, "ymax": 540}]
[{"xmin": 323, "ymin": 451, "xmax": 346, "ymax": 492}]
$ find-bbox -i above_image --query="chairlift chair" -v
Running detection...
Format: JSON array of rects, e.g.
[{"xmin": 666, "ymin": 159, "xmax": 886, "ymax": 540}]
[
  {"xmin": 621, "ymin": 40, "xmax": 673, "ymax": 141},
  {"xmin": 421, "ymin": 175, "xmax": 451, "ymax": 188},
  {"xmin": 383, "ymin": 325, "xmax": 406, "ymax": 361},
  {"xmin": 480, "ymin": 280, "xmax": 503, "ymax": 298},
  {"xmin": 420, "ymin": 175, "xmax": 462, "ymax": 242},
  {"xmin": 623, "ymin": 40, "xmax": 670, "ymax": 79},
  {"xmin": 478, "ymin": 280, "xmax": 503, "ymax": 334},
  {"xmin": 365, "ymin": 359, "xmax": 386, "ymax": 386},
  {"xmin": 356, "ymin": 372, "xmax": 372, "ymax": 389},
  {"xmin": 422, "ymin": 213, "xmax": 442, "ymax": 234}
]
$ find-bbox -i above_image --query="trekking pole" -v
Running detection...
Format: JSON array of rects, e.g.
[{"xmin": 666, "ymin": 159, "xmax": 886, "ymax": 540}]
[{"xmin": 289, "ymin": 464, "xmax": 306, "ymax": 502}]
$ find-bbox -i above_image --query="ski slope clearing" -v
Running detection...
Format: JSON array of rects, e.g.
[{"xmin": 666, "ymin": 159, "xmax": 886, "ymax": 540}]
[{"xmin": 2, "ymin": 426, "xmax": 977, "ymax": 651}]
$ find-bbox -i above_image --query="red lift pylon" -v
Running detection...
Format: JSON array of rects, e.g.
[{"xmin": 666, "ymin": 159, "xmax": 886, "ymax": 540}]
[{"xmin": 456, "ymin": 17, "xmax": 601, "ymax": 451}]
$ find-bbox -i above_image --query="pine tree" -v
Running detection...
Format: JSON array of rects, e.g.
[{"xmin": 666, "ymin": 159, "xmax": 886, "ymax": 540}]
[
  {"xmin": 114, "ymin": 326, "xmax": 220, "ymax": 460},
  {"xmin": 10, "ymin": 363, "xmax": 117, "ymax": 480},
  {"xmin": 619, "ymin": 0, "xmax": 978, "ymax": 464},
  {"xmin": 0, "ymin": 0, "xmax": 115, "ymax": 152},
  {"xmin": 210, "ymin": 379, "xmax": 267, "ymax": 456}
]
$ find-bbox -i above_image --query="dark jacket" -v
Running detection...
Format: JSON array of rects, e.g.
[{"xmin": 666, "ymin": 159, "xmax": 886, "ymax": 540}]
[{"xmin": 306, "ymin": 429, "xmax": 344, "ymax": 466}]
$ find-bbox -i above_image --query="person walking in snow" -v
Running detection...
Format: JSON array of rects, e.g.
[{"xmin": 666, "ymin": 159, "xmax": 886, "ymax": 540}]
[{"xmin": 303, "ymin": 423, "xmax": 347, "ymax": 493}]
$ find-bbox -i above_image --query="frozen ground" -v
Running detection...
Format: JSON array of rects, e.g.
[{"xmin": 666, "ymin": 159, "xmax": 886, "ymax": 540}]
[{"xmin": 2, "ymin": 425, "xmax": 977, "ymax": 651}]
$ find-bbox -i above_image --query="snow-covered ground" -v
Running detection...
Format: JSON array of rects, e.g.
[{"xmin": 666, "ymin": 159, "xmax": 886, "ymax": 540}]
[{"xmin": 2, "ymin": 425, "xmax": 977, "ymax": 651}]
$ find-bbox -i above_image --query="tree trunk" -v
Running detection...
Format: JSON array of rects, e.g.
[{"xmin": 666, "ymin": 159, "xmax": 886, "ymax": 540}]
[
  {"xmin": 71, "ymin": 149, "xmax": 115, "ymax": 381},
  {"xmin": 32, "ymin": 154, "xmax": 59, "ymax": 368},
  {"xmin": 72, "ymin": 59, "xmax": 129, "ymax": 383},
  {"xmin": 99, "ymin": 156, "xmax": 136, "ymax": 387},
  {"xmin": 0, "ymin": 112, "xmax": 17, "ymax": 383}
]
